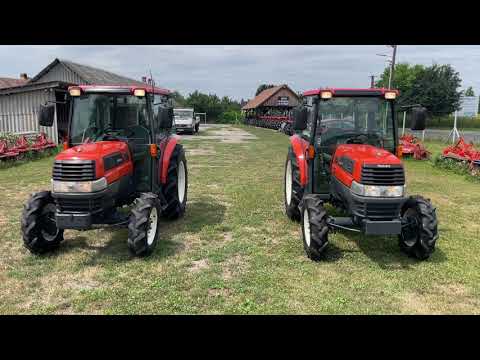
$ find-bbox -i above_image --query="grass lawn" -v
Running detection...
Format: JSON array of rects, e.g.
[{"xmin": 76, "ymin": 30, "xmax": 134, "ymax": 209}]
[{"xmin": 0, "ymin": 125, "xmax": 479, "ymax": 314}]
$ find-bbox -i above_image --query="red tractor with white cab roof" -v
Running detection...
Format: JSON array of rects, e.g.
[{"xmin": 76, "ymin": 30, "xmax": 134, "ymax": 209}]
[
  {"xmin": 21, "ymin": 84, "xmax": 188, "ymax": 257},
  {"xmin": 284, "ymin": 88, "xmax": 439, "ymax": 260}
]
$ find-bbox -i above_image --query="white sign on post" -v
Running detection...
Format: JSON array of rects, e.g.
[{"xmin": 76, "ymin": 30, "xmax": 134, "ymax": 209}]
[{"xmin": 458, "ymin": 96, "xmax": 479, "ymax": 117}]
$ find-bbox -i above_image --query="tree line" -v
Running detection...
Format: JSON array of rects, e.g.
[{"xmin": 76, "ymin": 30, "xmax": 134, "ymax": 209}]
[{"xmin": 169, "ymin": 90, "xmax": 244, "ymax": 123}]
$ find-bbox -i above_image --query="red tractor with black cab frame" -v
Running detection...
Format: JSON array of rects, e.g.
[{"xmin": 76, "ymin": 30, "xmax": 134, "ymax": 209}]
[
  {"xmin": 284, "ymin": 88, "xmax": 438, "ymax": 260},
  {"xmin": 21, "ymin": 84, "xmax": 188, "ymax": 257}
]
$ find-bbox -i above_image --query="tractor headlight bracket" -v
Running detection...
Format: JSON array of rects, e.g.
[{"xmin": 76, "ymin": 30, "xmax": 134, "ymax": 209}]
[
  {"xmin": 351, "ymin": 181, "xmax": 405, "ymax": 198},
  {"xmin": 52, "ymin": 177, "xmax": 108, "ymax": 193}
]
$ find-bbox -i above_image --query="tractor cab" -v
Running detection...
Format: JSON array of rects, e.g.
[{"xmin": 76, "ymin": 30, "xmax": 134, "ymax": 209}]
[
  {"xmin": 285, "ymin": 88, "xmax": 438, "ymax": 261},
  {"xmin": 24, "ymin": 84, "xmax": 188, "ymax": 257},
  {"xmin": 299, "ymin": 88, "xmax": 401, "ymax": 195}
]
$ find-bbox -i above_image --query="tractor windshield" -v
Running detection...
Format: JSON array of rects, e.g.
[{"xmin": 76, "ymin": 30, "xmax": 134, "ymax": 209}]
[
  {"xmin": 316, "ymin": 97, "xmax": 395, "ymax": 151},
  {"xmin": 70, "ymin": 94, "xmax": 148, "ymax": 145}
]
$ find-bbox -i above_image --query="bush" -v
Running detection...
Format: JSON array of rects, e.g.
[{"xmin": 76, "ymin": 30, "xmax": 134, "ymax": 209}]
[{"xmin": 217, "ymin": 111, "xmax": 244, "ymax": 125}]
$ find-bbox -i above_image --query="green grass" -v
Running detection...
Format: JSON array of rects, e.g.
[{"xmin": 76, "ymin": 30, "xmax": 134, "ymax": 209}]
[{"xmin": 0, "ymin": 126, "xmax": 479, "ymax": 314}]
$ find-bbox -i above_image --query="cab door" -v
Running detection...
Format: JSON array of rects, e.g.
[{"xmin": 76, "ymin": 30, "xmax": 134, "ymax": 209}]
[
  {"xmin": 306, "ymin": 98, "xmax": 330, "ymax": 196},
  {"xmin": 114, "ymin": 94, "xmax": 152, "ymax": 192}
]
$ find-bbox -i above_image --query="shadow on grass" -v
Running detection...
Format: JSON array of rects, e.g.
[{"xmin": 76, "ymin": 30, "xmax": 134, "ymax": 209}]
[
  {"xmin": 317, "ymin": 242, "xmax": 346, "ymax": 263},
  {"xmin": 356, "ymin": 234, "xmax": 447, "ymax": 270},
  {"xmin": 58, "ymin": 198, "xmax": 226, "ymax": 265}
]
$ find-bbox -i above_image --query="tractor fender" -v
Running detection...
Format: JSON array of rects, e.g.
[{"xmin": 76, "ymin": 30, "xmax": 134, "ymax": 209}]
[
  {"xmin": 290, "ymin": 135, "xmax": 309, "ymax": 186},
  {"xmin": 159, "ymin": 135, "xmax": 181, "ymax": 184}
]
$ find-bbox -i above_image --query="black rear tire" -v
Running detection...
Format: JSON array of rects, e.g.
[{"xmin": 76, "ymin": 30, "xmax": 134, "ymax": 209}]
[
  {"xmin": 161, "ymin": 144, "xmax": 188, "ymax": 220},
  {"xmin": 300, "ymin": 194, "xmax": 329, "ymax": 261},
  {"xmin": 284, "ymin": 147, "xmax": 304, "ymax": 221},
  {"xmin": 399, "ymin": 195, "xmax": 439, "ymax": 260},
  {"xmin": 21, "ymin": 191, "xmax": 64, "ymax": 254},
  {"xmin": 127, "ymin": 193, "xmax": 161, "ymax": 257}
]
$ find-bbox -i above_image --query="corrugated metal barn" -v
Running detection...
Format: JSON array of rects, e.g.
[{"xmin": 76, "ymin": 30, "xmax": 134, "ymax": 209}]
[{"xmin": 0, "ymin": 58, "xmax": 146, "ymax": 143}]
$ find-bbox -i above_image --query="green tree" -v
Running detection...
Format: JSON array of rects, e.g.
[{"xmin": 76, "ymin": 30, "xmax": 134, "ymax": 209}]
[
  {"xmin": 376, "ymin": 63, "xmax": 462, "ymax": 115},
  {"xmin": 410, "ymin": 64, "xmax": 462, "ymax": 116},
  {"xmin": 375, "ymin": 63, "xmax": 425, "ymax": 107},
  {"xmin": 184, "ymin": 91, "xmax": 242, "ymax": 120},
  {"xmin": 465, "ymin": 86, "xmax": 475, "ymax": 96},
  {"xmin": 170, "ymin": 90, "xmax": 186, "ymax": 107},
  {"xmin": 255, "ymin": 84, "xmax": 275, "ymax": 96}
]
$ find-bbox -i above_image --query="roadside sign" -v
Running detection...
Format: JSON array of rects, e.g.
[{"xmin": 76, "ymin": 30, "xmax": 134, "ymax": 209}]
[{"xmin": 458, "ymin": 96, "xmax": 479, "ymax": 117}]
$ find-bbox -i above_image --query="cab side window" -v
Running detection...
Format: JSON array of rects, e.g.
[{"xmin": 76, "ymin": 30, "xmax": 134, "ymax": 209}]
[
  {"xmin": 301, "ymin": 96, "xmax": 314, "ymax": 140},
  {"xmin": 152, "ymin": 95, "xmax": 162, "ymax": 131}
]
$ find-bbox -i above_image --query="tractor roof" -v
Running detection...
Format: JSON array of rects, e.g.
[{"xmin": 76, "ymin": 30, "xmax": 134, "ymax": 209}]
[
  {"xmin": 69, "ymin": 84, "xmax": 170, "ymax": 96},
  {"xmin": 303, "ymin": 88, "xmax": 399, "ymax": 97}
]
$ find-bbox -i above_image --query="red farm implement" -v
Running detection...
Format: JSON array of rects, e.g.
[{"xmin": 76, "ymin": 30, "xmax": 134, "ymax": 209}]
[
  {"xmin": 30, "ymin": 132, "xmax": 57, "ymax": 152},
  {"xmin": 0, "ymin": 132, "xmax": 57, "ymax": 161},
  {"xmin": 442, "ymin": 137, "xmax": 480, "ymax": 171},
  {"xmin": 0, "ymin": 140, "xmax": 20, "ymax": 160},
  {"xmin": 399, "ymin": 134, "xmax": 431, "ymax": 160},
  {"xmin": 244, "ymin": 115, "xmax": 294, "ymax": 135}
]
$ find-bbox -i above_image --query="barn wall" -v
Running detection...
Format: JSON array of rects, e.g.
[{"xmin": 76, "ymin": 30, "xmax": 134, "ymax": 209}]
[
  {"xmin": 263, "ymin": 88, "xmax": 299, "ymax": 107},
  {"xmin": 32, "ymin": 63, "xmax": 86, "ymax": 85},
  {"xmin": 0, "ymin": 89, "xmax": 58, "ymax": 143}
]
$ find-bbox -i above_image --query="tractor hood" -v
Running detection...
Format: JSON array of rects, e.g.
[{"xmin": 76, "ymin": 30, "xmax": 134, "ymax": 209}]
[
  {"xmin": 55, "ymin": 141, "xmax": 132, "ymax": 180},
  {"xmin": 335, "ymin": 144, "xmax": 401, "ymax": 166},
  {"xmin": 332, "ymin": 144, "xmax": 403, "ymax": 186}
]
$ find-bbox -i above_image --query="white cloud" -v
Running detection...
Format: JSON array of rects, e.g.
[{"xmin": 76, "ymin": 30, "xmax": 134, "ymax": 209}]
[{"xmin": 1, "ymin": 45, "xmax": 479, "ymax": 100}]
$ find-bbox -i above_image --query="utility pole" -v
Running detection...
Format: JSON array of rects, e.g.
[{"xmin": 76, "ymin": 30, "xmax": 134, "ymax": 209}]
[
  {"xmin": 370, "ymin": 75, "xmax": 375, "ymax": 88},
  {"xmin": 388, "ymin": 45, "xmax": 397, "ymax": 89}
]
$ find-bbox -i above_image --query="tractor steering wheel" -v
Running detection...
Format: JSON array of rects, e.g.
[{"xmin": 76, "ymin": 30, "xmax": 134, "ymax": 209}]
[
  {"xmin": 346, "ymin": 134, "xmax": 368, "ymax": 144},
  {"xmin": 101, "ymin": 134, "xmax": 122, "ymax": 141}
]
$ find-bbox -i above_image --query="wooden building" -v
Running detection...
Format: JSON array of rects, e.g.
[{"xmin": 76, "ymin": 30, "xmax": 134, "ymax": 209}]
[{"xmin": 242, "ymin": 84, "xmax": 299, "ymax": 130}]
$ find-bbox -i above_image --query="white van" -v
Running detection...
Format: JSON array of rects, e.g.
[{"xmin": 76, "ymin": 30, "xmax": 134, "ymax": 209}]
[{"xmin": 173, "ymin": 108, "xmax": 200, "ymax": 134}]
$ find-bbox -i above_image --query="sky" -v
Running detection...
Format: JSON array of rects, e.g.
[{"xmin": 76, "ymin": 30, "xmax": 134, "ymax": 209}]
[{"xmin": 0, "ymin": 45, "xmax": 478, "ymax": 101}]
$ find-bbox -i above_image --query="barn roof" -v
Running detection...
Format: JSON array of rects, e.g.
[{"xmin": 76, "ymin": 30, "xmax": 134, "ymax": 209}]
[
  {"xmin": 29, "ymin": 58, "xmax": 147, "ymax": 86},
  {"xmin": 0, "ymin": 77, "xmax": 28, "ymax": 89},
  {"xmin": 242, "ymin": 84, "xmax": 298, "ymax": 110}
]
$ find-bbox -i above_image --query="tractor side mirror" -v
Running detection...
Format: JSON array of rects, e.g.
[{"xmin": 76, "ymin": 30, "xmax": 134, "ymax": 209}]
[
  {"xmin": 158, "ymin": 107, "xmax": 174, "ymax": 129},
  {"xmin": 410, "ymin": 107, "xmax": 427, "ymax": 131},
  {"xmin": 292, "ymin": 106, "xmax": 308, "ymax": 131},
  {"xmin": 38, "ymin": 104, "xmax": 55, "ymax": 127}
]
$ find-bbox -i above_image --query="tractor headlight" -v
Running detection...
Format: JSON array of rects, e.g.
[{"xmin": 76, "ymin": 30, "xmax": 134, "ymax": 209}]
[
  {"xmin": 52, "ymin": 177, "xmax": 107, "ymax": 193},
  {"xmin": 350, "ymin": 181, "xmax": 405, "ymax": 197}
]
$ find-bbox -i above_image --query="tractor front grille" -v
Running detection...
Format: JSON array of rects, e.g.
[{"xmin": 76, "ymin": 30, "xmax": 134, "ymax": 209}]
[
  {"xmin": 352, "ymin": 199, "xmax": 401, "ymax": 220},
  {"xmin": 53, "ymin": 160, "xmax": 96, "ymax": 181},
  {"xmin": 361, "ymin": 165, "xmax": 404, "ymax": 185},
  {"xmin": 55, "ymin": 197, "xmax": 103, "ymax": 213}
]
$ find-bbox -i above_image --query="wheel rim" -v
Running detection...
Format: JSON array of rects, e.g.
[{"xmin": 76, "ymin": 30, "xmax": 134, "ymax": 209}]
[
  {"xmin": 177, "ymin": 161, "xmax": 186, "ymax": 203},
  {"xmin": 285, "ymin": 160, "xmax": 292, "ymax": 206},
  {"xmin": 303, "ymin": 208, "xmax": 311, "ymax": 247},
  {"xmin": 40, "ymin": 203, "xmax": 59, "ymax": 242},
  {"xmin": 147, "ymin": 207, "xmax": 158, "ymax": 246},
  {"xmin": 401, "ymin": 208, "xmax": 419, "ymax": 246}
]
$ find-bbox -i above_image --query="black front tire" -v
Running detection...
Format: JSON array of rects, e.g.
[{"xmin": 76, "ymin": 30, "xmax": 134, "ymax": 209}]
[
  {"xmin": 300, "ymin": 194, "xmax": 329, "ymax": 261},
  {"xmin": 195, "ymin": 123, "xmax": 200, "ymax": 133},
  {"xmin": 127, "ymin": 193, "xmax": 161, "ymax": 257},
  {"xmin": 21, "ymin": 191, "xmax": 64, "ymax": 254},
  {"xmin": 284, "ymin": 147, "xmax": 304, "ymax": 221},
  {"xmin": 161, "ymin": 144, "xmax": 188, "ymax": 220},
  {"xmin": 399, "ymin": 195, "xmax": 439, "ymax": 260}
]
